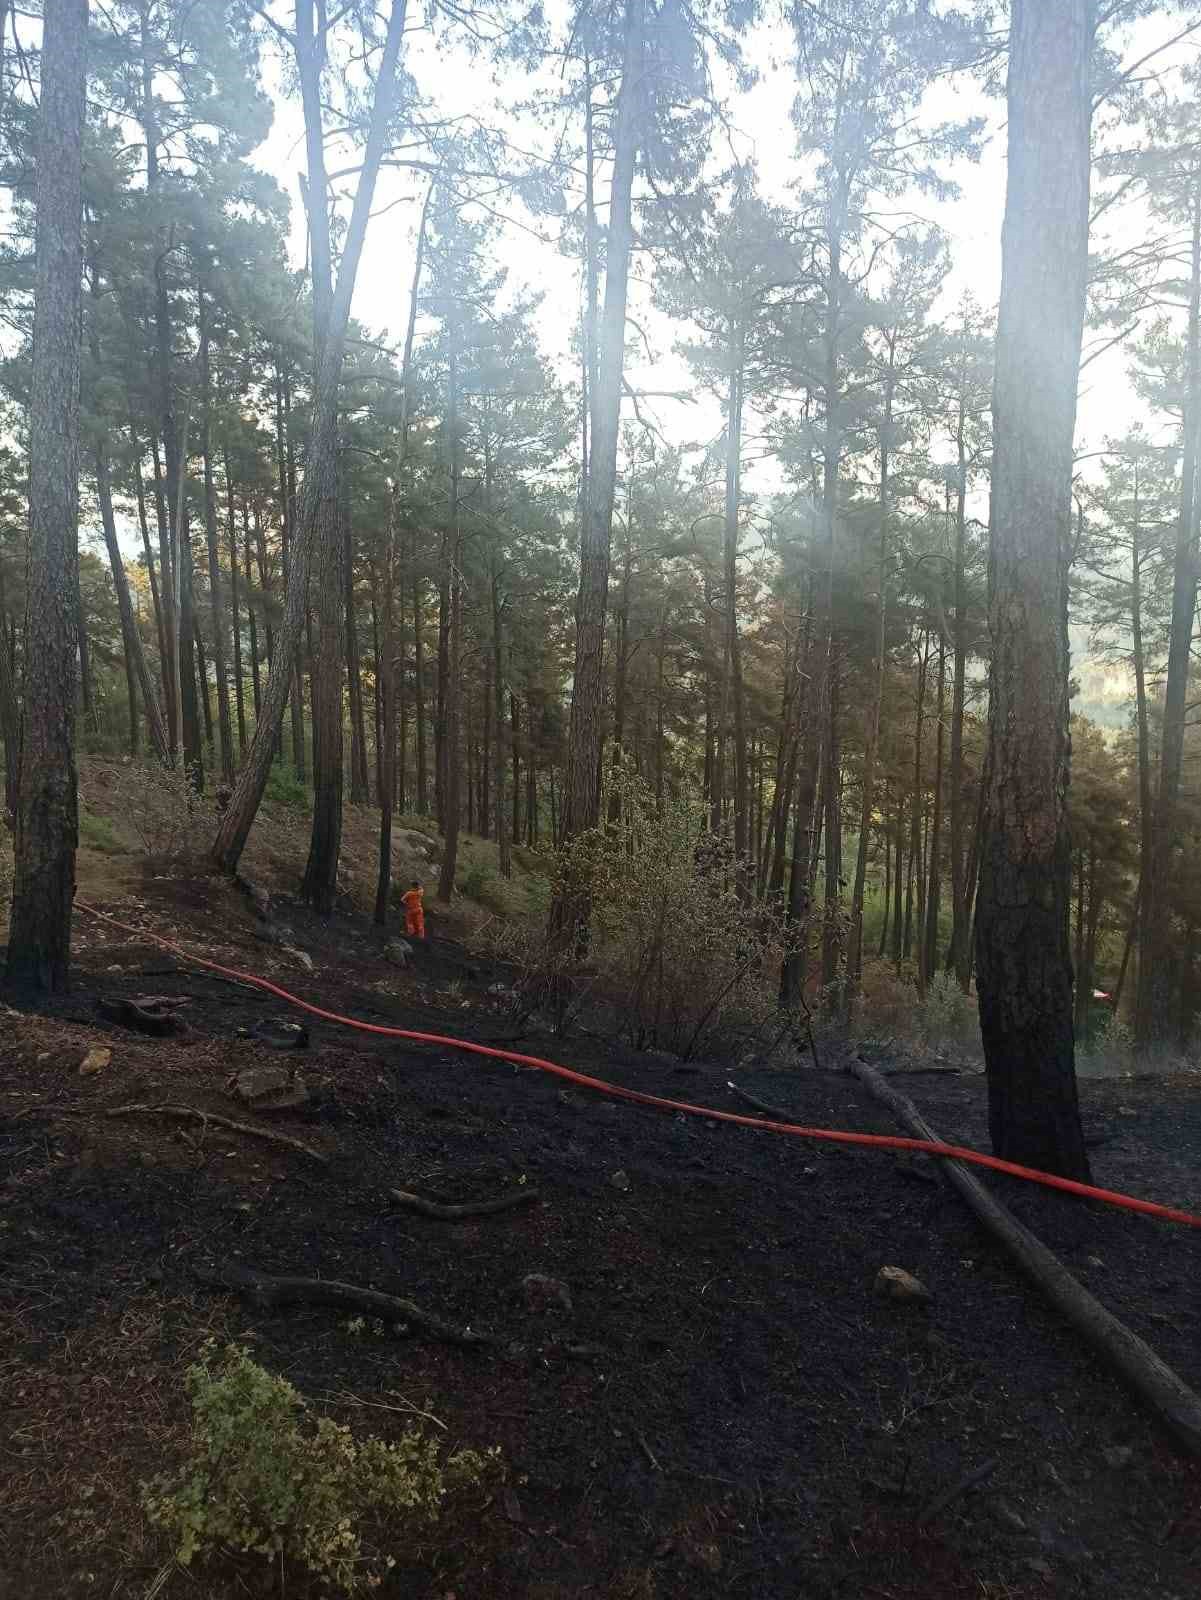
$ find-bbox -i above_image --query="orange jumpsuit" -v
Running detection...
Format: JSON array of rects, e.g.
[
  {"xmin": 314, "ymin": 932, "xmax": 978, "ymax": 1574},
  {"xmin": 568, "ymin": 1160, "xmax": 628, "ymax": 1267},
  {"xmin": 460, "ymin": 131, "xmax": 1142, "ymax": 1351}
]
[{"xmin": 401, "ymin": 887, "xmax": 425, "ymax": 940}]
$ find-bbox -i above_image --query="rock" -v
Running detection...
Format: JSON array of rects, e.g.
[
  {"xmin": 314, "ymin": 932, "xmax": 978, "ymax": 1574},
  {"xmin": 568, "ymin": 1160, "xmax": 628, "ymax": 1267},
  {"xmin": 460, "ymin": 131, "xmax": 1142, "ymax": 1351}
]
[
  {"xmin": 873, "ymin": 1266, "xmax": 931, "ymax": 1303},
  {"xmin": 610, "ymin": 1169, "xmax": 631, "ymax": 1192},
  {"xmin": 238, "ymin": 1018, "xmax": 309, "ymax": 1051},
  {"xmin": 521, "ymin": 1274, "xmax": 573, "ymax": 1315},
  {"xmin": 394, "ymin": 828, "xmax": 435, "ymax": 859},
  {"xmin": 282, "ymin": 946, "xmax": 315, "ymax": 973},
  {"xmin": 385, "ymin": 939, "xmax": 413, "ymax": 967},
  {"xmin": 232, "ymin": 1063, "xmax": 310, "ymax": 1113},
  {"xmin": 1101, "ymin": 1445, "xmax": 1133, "ymax": 1470},
  {"xmin": 1023, "ymin": 1557, "xmax": 1054, "ymax": 1580},
  {"xmin": 79, "ymin": 1047, "xmax": 112, "ymax": 1077},
  {"xmin": 97, "ymin": 994, "xmax": 189, "ymax": 1037},
  {"xmin": 557, "ymin": 1090, "xmax": 587, "ymax": 1110}
]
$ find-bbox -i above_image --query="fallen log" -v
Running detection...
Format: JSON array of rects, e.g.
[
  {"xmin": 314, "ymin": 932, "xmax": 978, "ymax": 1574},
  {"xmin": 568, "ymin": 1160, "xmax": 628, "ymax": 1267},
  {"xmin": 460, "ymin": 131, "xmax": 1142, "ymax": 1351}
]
[
  {"xmin": 389, "ymin": 1186, "xmax": 539, "ymax": 1220},
  {"xmin": 195, "ymin": 1263, "xmax": 495, "ymax": 1347},
  {"xmin": 847, "ymin": 1057, "xmax": 1201, "ymax": 1460},
  {"xmin": 101, "ymin": 1102, "xmax": 328, "ymax": 1165}
]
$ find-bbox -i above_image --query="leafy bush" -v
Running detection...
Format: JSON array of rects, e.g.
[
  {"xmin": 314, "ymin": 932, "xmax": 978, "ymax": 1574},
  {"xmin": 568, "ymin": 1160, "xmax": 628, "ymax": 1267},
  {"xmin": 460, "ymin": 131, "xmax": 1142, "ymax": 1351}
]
[
  {"xmin": 264, "ymin": 762, "xmax": 311, "ymax": 812},
  {"xmin": 551, "ymin": 772, "xmax": 786, "ymax": 1057},
  {"xmin": 1079, "ymin": 1009, "xmax": 1136, "ymax": 1076},
  {"xmin": 919, "ymin": 970, "xmax": 978, "ymax": 1052},
  {"xmin": 78, "ymin": 806, "xmax": 129, "ymax": 855},
  {"xmin": 110, "ymin": 759, "xmax": 216, "ymax": 858},
  {"xmin": 143, "ymin": 1342, "xmax": 496, "ymax": 1594}
]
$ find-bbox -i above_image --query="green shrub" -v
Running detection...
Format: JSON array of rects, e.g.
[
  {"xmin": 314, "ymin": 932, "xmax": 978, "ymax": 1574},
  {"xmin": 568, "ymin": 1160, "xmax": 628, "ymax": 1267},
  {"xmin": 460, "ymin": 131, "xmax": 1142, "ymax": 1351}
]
[
  {"xmin": 264, "ymin": 763, "xmax": 311, "ymax": 812},
  {"xmin": 920, "ymin": 970, "xmax": 977, "ymax": 1052},
  {"xmin": 549, "ymin": 771, "xmax": 786, "ymax": 1056},
  {"xmin": 78, "ymin": 807, "xmax": 129, "ymax": 855},
  {"xmin": 109, "ymin": 760, "xmax": 216, "ymax": 858},
  {"xmin": 143, "ymin": 1342, "xmax": 496, "ymax": 1594}
]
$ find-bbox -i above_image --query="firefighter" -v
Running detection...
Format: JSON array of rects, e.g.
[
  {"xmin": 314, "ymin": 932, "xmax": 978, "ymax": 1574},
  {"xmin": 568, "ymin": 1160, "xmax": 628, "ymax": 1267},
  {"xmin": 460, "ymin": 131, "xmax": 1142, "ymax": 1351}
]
[{"xmin": 401, "ymin": 880, "xmax": 425, "ymax": 941}]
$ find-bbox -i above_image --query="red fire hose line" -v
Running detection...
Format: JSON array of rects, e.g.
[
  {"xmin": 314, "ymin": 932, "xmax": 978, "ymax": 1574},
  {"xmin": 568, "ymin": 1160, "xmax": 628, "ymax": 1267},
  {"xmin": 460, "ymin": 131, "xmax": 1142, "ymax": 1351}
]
[{"xmin": 73, "ymin": 900, "xmax": 1201, "ymax": 1231}]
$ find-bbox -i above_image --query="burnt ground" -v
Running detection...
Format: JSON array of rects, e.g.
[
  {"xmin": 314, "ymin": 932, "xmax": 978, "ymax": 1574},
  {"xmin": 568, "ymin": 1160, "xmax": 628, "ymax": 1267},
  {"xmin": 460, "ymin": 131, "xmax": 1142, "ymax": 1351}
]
[{"xmin": 1, "ymin": 866, "xmax": 1200, "ymax": 1599}]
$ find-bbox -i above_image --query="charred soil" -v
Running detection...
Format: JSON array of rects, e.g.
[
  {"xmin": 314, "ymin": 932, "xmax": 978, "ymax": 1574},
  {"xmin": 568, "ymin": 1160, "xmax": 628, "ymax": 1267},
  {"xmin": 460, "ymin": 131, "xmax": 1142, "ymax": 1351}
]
[{"xmin": 1, "ymin": 865, "xmax": 1199, "ymax": 1598}]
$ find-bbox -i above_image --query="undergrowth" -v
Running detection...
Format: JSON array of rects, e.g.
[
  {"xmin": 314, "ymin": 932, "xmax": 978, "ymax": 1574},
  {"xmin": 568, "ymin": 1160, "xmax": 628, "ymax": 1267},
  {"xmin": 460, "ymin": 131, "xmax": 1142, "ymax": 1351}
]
[{"xmin": 143, "ymin": 1342, "xmax": 497, "ymax": 1593}]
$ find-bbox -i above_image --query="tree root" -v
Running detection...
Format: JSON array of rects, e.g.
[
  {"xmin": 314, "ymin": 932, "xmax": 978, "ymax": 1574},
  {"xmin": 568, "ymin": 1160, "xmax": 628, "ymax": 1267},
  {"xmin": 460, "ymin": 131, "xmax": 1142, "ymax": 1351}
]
[
  {"xmin": 194, "ymin": 1262, "xmax": 496, "ymax": 1346},
  {"xmin": 101, "ymin": 1102, "xmax": 329, "ymax": 1164},
  {"xmin": 848, "ymin": 1057, "xmax": 1201, "ymax": 1460},
  {"xmin": 389, "ymin": 1185, "xmax": 539, "ymax": 1219}
]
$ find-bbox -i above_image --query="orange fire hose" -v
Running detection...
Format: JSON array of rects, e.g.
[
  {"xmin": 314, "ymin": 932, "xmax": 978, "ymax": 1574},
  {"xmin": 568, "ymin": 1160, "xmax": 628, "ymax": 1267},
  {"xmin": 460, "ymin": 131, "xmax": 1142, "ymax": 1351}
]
[{"xmin": 73, "ymin": 900, "xmax": 1201, "ymax": 1230}]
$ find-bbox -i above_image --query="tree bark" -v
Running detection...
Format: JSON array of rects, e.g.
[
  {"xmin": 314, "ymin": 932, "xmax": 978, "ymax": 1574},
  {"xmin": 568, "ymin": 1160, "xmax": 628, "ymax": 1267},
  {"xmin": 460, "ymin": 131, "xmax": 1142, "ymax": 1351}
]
[
  {"xmin": 922, "ymin": 627, "xmax": 947, "ymax": 991},
  {"xmin": 1140, "ymin": 182, "xmax": 1201, "ymax": 1048},
  {"xmin": 225, "ymin": 454, "xmax": 247, "ymax": 755},
  {"xmin": 555, "ymin": 0, "xmax": 644, "ymax": 927},
  {"xmin": 0, "ymin": 603, "xmax": 18, "ymax": 827},
  {"xmin": 492, "ymin": 563, "xmax": 511, "ymax": 878},
  {"xmin": 724, "ymin": 320, "xmax": 749, "ymax": 868},
  {"xmin": 344, "ymin": 489, "xmax": 370, "ymax": 806},
  {"xmin": 197, "ymin": 272, "xmax": 234, "ymax": 787},
  {"xmin": 375, "ymin": 489, "xmax": 398, "ymax": 927},
  {"xmin": 275, "ymin": 362, "xmax": 306, "ymax": 781},
  {"xmin": 947, "ymin": 376, "xmax": 972, "ymax": 989},
  {"xmin": 211, "ymin": 0, "xmax": 408, "ymax": 879},
  {"xmin": 96, "ymin": 441, "xmax": 169, "ymax": 763},
  {"xmin": 975, "ymin": 0, "xmax": 1093, "ymax": 1180},
  {"xmin": 6, "ymin": 0, "xmax": 87, "ymax": 994},
  {"xmin": 243, "ymin": 498, "xmax": 262, "ymax": 727},
  {"xmin": 848, "ymin": 345, "xmax": 894, "ymax": 999}
]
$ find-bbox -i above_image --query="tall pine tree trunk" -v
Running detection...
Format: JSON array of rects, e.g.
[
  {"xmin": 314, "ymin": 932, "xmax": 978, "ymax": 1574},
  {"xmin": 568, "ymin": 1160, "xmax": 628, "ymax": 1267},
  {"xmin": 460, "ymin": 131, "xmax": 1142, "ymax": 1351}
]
[
  {"xmin": 96, "ymin": 441, "xmax": 169, "ymax": 762},
  {"xmin": 1139, "ymin": 180, "xmax": 1201, "ymax": 1048},
  {"xmin": 947, "ymin": 379, "xmax": 972, "ymax": 988},
  {"xmin": 6, "ymin": 0, "xmax": 87, "ymax": 994},
  {"xmin": 198, "ymin": 273, "xmax": 234, "ymax": 787},
  {"xmin": 724, "ymin": 321, "xmax": 749, "ymax": 867},
  {"xmin": 554, "ymin": 0, "xmax": 644, "ymax": 947},
  {"xmin": 975, "ymin": 0, "xmax": 1092, "ymax": 1180},
  {"xmin": 225, "ymin": 453, "xmax": 247, "ymax": 755},
  {"xmin": 848, "ymin": 348, "xmax": 894, "ymax": 1000},
  {"xmin": 212, "ymin": 0, "xmax": 408, "ymax": 880}
]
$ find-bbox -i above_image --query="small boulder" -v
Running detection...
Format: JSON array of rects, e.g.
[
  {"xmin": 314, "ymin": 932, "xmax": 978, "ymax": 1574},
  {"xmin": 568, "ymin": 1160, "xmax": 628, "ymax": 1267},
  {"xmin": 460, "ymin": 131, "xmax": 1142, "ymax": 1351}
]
[
  {"xmin": 1101, "ymin": 1445, "xmax": 1133, "ymax": 1470},
  {"xmin": 282, "ymin": 946, "xmax": 314, "ymax": 973},
  {"xmin": 610, "ymin": 1169, "xmax": 631, "ymax": 1192},
  {"xmin": 238, "ymin": 1018, "xmax": 309, "ymax": 1052},
  {"xmin": 79, "ymin": 1046, "xmax": 112, "ymax": 1077},
  {"xmin": 385, "ymin": 939, "xmax": 413, "ymax": 967},
  {"xmin": 521, "ymin": 1274, "xmax": 573, "ymax": 1315},
  {"xmin": 232, "ymin": 1063, "xmax": 310, "ymax": 1113},
  {"xmin": 873, "ymin": 1266, "xmax": 931, "ymax": 1303}
]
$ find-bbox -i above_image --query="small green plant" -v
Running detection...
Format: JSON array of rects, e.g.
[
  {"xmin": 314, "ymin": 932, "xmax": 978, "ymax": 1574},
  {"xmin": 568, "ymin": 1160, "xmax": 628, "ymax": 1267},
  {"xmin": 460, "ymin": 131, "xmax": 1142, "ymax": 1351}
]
[
  {"xmin": 79, "ymin": 806, "xmax": 128, "ymax": 855},
  {"xmin": 143, "ymin": 1342, "xmax": 496, "ymax": 1593},
  {"xmin": 1080, "ymin": 1009, "xmax": 1136, "ymax": 1075},
  {"xmin": 460, "ymin": 861, "xmax": 491, "ymax": 901},
  {"xmin": 264, "ymin": 762, "xmax": 311, "ymax": 812},
  {"xmin": 111, "ymin": 759, "xmax": 216, "ymax": 858},
  {"xmin": 920, "ymin": 971, "xmax": 977, "ymax": 1051}
]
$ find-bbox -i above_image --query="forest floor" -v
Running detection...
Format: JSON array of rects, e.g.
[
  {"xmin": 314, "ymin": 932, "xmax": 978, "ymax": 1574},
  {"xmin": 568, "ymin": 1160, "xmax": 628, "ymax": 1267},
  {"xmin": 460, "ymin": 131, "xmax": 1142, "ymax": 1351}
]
[{"xmin": 1, "ymin": 843, "xmax": 1201, "ymax": 1598}]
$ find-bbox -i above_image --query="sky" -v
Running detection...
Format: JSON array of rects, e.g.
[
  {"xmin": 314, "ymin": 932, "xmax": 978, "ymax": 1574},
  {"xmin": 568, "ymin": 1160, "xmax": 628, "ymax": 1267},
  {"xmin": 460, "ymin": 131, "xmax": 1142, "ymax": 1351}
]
[
  {"xmin": 71, "ymin": 3, "xmax": 1192, "ymax": 727},
  {"xmin": 248, "ymin": 6, "xmax": 1187, "ymax": 467}
]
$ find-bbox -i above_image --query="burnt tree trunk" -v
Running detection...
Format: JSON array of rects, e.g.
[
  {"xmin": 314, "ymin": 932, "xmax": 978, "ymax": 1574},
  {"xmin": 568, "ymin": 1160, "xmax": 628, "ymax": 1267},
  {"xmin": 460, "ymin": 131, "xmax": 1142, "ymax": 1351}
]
[
  {"xmin": 975, "ymin": 0, "xmax": 1093, "ymax": 1180},
  {"xmin": 6, "ymin": 0, "xmax": 87, "ymax": 994}
]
